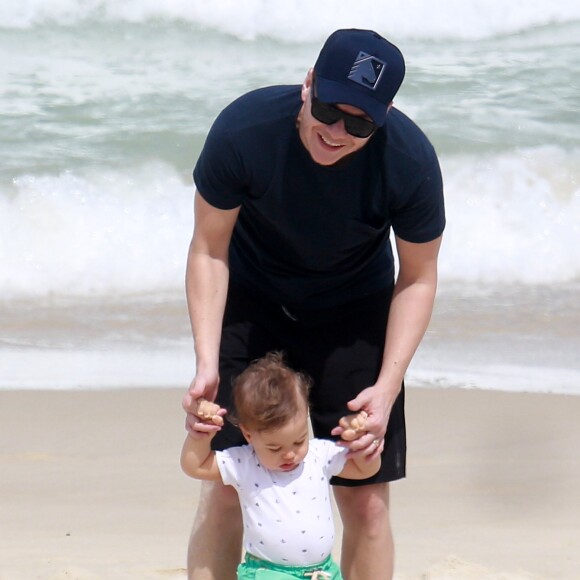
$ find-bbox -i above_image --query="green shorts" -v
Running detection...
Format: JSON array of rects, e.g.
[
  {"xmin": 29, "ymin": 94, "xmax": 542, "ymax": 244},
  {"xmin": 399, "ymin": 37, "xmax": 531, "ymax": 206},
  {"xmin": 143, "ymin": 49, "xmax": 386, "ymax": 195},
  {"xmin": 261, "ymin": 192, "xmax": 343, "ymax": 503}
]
[{"xmin": 237, "ymin": 553, "xmax": 343, "ymax": 580}]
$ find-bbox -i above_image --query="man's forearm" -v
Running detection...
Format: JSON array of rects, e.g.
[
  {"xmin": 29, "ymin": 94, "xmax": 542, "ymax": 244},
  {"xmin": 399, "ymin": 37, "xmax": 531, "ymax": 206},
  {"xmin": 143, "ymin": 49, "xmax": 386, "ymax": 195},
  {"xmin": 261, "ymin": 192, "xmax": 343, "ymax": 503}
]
[
  {"xmin": 376, "ymin": 235, "xmax": 441, "ymax": 393},
  {"xmin": 377, "ymin": 276, "xmax": 437, "ymax": 391},
  {"xmin": 186, "ymin": 243, "xmax": 230, "ymax": 373}
]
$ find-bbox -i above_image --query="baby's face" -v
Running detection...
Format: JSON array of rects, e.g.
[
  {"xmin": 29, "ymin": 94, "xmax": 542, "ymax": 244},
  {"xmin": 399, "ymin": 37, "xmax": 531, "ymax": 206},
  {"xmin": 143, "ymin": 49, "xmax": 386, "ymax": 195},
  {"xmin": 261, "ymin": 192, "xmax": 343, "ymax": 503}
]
[{"xmin": 244, "ymin": 408, "xmax": 310, "ymax": 472}]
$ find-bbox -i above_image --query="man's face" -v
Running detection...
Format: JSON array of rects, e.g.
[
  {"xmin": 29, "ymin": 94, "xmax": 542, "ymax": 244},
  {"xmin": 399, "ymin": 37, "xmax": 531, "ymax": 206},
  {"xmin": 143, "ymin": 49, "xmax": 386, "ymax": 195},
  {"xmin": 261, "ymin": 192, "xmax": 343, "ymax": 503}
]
[{"xmin": 298, "ymin": 70, "xmax": 375, "ymax": 166}]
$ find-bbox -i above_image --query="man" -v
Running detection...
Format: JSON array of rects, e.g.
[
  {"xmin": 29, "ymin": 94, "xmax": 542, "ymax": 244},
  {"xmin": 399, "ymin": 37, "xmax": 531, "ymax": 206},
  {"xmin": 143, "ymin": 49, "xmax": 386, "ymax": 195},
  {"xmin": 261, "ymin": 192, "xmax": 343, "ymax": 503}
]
[{"xmin": 183, "ymin": 29, "xmax": 445, "ymax": 580}]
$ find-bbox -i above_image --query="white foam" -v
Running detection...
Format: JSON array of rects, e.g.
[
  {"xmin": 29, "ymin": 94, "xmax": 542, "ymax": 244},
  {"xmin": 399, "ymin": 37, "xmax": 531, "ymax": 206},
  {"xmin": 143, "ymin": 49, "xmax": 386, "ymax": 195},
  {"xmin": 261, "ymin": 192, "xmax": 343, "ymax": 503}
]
[
  {"xmin": 409, "ymin": 365, "xmax": 580, "ymax": 396},
  {"xmin": 0, "ymin": 163, "xmax": 193, "ymax": 298},
  {"xmin": 4, "ymin": 347, "xmax": 579, "ymax": 395},
  {"xmin": 439, "ymin": 146, "xmax": 580, "ymax": 285},
  {"xmin": 0, "ymin": 147, "xmax": 578, "ymax": 299},
  {"xmin": 1, "ymin": 348, "xmax": 194, "ymax": 389},
  {"xmin": 2, "ymin": 0, "xmax": 580, "ymax": 39}
]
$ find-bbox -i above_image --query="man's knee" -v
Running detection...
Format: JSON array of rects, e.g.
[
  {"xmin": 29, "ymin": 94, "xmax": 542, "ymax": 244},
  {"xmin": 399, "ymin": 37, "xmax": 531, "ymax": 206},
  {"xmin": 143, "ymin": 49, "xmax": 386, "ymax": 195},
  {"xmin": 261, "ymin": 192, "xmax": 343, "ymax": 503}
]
[
  {"xmin": 192, "ymin": 480, "xmax": 242, "ymax": 525},
  {"xmin": 334, "ymin": 483, "xmax": 390, "ymax": 528}
]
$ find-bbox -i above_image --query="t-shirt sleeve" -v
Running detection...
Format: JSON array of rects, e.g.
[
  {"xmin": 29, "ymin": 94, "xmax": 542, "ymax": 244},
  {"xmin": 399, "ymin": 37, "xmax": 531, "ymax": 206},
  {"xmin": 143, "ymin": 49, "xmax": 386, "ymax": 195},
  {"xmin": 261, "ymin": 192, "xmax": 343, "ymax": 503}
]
[
  {"xmin": 216, "ymin": 446, "xmax": 250, "ymax": 487},
  {"xmin": 391, "ymin": 149, "xmax": 446, "ymax": 243},
  {"xmin": 193, "ymin": 109, "xmax": 248, "ymax": 210},
  {"xmin": 314, "ymin": 439, "xmax": 349, "ymax": 478},
  {"xmin": 384, "ymin": 111, "xmax": 446, "ymax": 244}
]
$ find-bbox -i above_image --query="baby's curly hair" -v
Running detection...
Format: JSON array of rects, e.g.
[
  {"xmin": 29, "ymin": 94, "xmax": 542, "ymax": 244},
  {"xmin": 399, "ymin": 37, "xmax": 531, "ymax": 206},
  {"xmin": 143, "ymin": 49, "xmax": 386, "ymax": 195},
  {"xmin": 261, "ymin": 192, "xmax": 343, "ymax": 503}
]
[{"xmin": 230, "ymin": 352, "xmax": 311, "ymax": 432}]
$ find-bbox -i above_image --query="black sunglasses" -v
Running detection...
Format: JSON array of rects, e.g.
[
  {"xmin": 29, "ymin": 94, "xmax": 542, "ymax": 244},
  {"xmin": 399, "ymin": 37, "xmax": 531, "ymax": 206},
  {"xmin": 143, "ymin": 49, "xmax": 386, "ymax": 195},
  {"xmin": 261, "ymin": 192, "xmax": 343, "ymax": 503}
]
[{"xmin": 311, "ymin": 81, "xmax": 377, "ymax": 139}]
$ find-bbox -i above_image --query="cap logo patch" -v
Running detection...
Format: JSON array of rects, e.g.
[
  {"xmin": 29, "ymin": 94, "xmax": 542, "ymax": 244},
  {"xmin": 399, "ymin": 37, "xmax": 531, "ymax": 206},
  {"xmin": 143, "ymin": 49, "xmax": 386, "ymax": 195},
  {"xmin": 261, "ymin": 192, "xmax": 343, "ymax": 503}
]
[{"xmin": 347, "ymin": 51, "xmax": 386, "ymax": 90}]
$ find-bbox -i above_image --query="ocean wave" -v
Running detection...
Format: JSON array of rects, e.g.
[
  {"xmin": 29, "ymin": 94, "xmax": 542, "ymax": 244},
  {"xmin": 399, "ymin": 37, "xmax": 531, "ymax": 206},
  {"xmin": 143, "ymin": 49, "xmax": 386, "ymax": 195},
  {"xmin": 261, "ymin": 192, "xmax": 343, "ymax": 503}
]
[
  {"xmin": 439, "ymin": 146, "xmax": 580, "ymax": 285},
  {"xmin": 0, "ymin": 163, "xmax": 193, "ymax": 299},
  {"xmin": 2, "ymin": 0, "xmax": 580, "ymax": 40},
  {"xmin": 0, "ymin": 147, "xmax": 578, "ymax": 300}
]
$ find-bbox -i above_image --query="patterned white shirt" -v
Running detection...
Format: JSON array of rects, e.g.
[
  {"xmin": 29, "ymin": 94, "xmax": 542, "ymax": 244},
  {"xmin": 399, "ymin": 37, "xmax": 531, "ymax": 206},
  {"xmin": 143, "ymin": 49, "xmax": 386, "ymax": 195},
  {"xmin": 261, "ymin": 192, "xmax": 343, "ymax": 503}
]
[{"xmin": 217, "ymin": 438, "xmax": 348, "ymax": 566}]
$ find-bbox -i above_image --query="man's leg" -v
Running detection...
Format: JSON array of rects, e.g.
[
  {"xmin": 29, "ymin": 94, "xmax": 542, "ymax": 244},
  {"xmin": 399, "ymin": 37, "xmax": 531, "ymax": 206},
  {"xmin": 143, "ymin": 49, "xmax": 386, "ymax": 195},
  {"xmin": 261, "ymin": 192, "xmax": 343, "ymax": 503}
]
[
  {"xmin": 187, "ymin": 480, "xmax": 243, "ymax": 580},
  {"xmin": 333, "ymin": 483, "xmax": 394, "ymax": 580}
]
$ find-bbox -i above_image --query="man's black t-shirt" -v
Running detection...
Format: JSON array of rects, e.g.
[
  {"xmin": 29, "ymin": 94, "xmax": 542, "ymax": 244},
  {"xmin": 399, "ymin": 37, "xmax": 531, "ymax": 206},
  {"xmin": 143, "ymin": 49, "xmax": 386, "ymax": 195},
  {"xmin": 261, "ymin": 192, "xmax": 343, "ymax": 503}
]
[{"xmin": 193, "ymin": 85, "xmax": 445, "ymax": 308}]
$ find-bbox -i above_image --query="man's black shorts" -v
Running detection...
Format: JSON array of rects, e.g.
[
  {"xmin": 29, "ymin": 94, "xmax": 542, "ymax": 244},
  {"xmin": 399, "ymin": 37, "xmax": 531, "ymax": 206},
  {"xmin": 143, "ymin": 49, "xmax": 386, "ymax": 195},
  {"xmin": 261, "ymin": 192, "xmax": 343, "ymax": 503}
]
[{"xmin": 211, "ymin": 281, "xmax": 406, "ymax": 486}]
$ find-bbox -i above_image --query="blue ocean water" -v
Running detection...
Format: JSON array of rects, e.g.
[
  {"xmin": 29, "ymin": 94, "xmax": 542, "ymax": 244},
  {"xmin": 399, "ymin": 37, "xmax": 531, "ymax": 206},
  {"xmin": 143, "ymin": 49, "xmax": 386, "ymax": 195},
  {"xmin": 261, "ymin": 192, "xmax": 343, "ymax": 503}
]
[{"xmin": 1, "ymin": 1, "xmax": 579, "ymax": 392}]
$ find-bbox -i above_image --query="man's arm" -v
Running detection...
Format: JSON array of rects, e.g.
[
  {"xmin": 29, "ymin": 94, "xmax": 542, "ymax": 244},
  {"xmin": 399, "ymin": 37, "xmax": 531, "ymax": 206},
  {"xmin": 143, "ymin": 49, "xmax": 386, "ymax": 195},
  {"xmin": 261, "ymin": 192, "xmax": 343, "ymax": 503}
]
[
  {"xmin": 346, "ymin": 235, "xmax": 443, "ymax": 454},
  {"xmin": 182, "ymin": 191, "xmax": 240, "ymax": 432}
]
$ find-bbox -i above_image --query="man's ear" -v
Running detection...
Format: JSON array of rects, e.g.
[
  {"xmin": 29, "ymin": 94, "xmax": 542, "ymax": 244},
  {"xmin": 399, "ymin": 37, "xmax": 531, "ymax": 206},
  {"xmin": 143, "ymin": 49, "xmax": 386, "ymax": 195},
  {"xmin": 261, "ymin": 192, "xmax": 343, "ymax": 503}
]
[{"xmin": 301, "ymin": 68, "xmax": 314, "ymax": 102}]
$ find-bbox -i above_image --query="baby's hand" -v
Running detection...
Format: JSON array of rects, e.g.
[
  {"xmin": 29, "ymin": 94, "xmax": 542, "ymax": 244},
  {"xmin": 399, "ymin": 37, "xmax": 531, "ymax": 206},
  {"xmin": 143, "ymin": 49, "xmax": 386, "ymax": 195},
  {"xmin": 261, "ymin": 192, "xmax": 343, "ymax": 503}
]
[
  {"xmin": 195, "ymin": 398, "xmax": 225, "ymax": 427},
  {"xmin": 338, "ymin": 410, "xmax": 368, "ymax": 441}
]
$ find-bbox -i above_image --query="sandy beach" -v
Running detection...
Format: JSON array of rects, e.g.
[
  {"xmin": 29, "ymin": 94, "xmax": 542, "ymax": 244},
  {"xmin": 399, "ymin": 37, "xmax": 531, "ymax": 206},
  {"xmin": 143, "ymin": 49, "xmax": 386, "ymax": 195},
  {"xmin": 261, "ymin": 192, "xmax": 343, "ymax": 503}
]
[
  {"xmin": 1, "ymin": 386, "xmax": 579, "ymax": 580},
  {"xmin": 2, "ymin": 3, "xmax": 579, "ymax": 579}
]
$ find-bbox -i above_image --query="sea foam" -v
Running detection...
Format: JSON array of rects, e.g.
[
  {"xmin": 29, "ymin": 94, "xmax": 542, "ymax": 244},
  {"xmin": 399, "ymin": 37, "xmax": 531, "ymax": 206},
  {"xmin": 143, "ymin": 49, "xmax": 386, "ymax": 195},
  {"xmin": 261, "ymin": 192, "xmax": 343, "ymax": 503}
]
[
  {"xmin": 1, "ymin": 147, "xmax": 578, "ymax": 299},
  {"xmin": 2, "ymin": 0, "xmax": 580, "ymax": 40}
]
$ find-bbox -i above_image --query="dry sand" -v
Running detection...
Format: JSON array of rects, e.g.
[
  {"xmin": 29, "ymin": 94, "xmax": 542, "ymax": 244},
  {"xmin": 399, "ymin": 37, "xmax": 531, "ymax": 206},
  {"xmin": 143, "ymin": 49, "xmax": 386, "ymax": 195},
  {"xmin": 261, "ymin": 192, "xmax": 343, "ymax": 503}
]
[{"xmin": 1, "ymin": 387, "xmax": 579, "ymax": 579}]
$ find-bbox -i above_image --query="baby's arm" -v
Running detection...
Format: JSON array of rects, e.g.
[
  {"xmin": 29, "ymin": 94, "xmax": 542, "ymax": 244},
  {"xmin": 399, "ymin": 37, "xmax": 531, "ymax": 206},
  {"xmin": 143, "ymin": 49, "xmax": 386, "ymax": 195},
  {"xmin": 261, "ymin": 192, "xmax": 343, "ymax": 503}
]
[
  {"xmin": 180, "ymin": 399, "xmax": 225, "ymax": 482},
  {"xmin": 335, "ymin": 411, "xmax": 381, "ymax": 480}
]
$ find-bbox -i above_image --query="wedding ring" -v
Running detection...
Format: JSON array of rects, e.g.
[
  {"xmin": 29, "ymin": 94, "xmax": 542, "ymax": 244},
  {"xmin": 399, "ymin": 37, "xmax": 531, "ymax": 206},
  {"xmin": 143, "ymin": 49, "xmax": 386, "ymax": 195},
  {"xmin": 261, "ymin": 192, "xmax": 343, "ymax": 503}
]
[{"xmin": 372, "ymin": 439, "xmax": 380, "ymax": 447}]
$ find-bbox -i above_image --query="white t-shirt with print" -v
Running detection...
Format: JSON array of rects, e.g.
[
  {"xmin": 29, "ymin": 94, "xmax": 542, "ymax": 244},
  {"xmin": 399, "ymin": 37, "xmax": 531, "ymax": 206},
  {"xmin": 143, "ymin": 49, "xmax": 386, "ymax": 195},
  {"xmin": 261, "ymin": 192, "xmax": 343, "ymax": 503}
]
[{"xmin": 217, "ymin": 438, "xmax": 348, "ymax": 566}]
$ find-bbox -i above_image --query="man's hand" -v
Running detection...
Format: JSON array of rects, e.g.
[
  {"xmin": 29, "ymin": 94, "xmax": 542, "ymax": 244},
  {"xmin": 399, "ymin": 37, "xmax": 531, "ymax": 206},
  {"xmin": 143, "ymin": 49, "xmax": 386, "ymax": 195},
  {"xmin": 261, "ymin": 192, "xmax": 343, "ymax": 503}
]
[
  {"xmin": 195, "ymin": 398, "xmax": 225, "ymax": 427},
  {"xmin": 333, "ymin": 409, "xmax": 383, "ymax": 459},
  {"xmin": 182, "ymin": 370, "xmax": 224, "ymax": 437},
  {"xmin": 183, "ymin": 396, "xmax": 227, "ymax": 439},
  {"xmin": 332, "ymin": 383, "xmax": 400, "ymax": 459}
]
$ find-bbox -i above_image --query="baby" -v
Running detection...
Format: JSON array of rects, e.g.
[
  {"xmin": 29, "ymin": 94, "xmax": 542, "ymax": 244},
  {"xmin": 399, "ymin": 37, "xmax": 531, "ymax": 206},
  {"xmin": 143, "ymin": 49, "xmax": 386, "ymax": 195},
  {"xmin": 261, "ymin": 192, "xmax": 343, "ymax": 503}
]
[{"xmin": 181, "ymin": 352, "xmax": 379, "ymax": 579}]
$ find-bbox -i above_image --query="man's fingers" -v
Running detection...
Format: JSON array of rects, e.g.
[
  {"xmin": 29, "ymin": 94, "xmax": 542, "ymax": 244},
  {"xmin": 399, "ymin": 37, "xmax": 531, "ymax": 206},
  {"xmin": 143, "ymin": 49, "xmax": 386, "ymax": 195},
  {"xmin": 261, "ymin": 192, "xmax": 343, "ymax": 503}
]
[
  {"xmin": 185, "ymin": 414, "xmax": 222, "ymax": 436},
  {"xmin": 195, "ymin": 398, "xmax": 225, "ymax": 426},
  {"xmin": 344, "ymin": 432, "xmax": 384, "ymax": 457}
]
